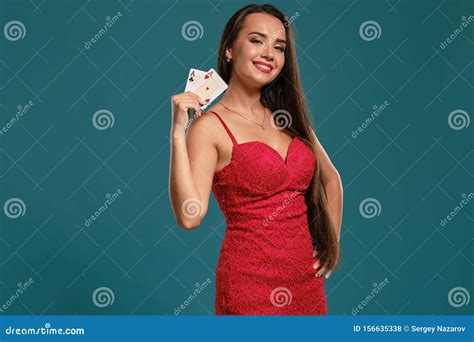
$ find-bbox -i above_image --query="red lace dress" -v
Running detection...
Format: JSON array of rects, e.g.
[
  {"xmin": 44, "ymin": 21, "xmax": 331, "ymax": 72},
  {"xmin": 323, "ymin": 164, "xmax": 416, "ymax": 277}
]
[{"xmin": 209, "ymin": 111, "xmax": 327, "ymax": 315}]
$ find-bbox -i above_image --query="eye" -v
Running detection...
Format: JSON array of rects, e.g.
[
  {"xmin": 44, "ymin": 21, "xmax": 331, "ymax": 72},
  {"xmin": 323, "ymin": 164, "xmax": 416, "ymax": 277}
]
[
  {"xmin": 250, "ymin": 38, "xmax": 263, "ymax": 44},
  {"xmin": 275, "ymin": 46, "xmax": 285, "ymax": 52}
]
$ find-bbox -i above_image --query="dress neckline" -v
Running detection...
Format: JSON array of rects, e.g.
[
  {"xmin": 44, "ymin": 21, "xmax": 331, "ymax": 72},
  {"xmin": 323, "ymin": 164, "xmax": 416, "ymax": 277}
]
[
  {"xmin": 236, "ymin": 136, "xmax": 297, "ymax": 165},
  {"xmin": 213, "ymin": 137, "xmax": 299, "ymax": 180}
]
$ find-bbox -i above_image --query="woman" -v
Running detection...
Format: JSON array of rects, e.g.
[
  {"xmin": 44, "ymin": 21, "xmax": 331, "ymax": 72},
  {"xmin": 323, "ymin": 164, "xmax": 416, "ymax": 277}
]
[{"xmin": 169, "ymin": 3, "xmax": 342, "ymax": 315}]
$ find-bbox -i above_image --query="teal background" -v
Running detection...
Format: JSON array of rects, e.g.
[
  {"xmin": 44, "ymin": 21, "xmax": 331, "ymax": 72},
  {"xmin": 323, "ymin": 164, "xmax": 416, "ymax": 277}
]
[{"xmin": 0, "ymin": 0, "xmax": 472, "ymax": 315}]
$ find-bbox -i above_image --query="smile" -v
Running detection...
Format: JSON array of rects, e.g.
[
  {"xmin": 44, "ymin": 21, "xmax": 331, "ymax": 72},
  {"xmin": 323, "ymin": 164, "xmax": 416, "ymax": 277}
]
[{"xmin": 252, "ymin": 62, "xmax": 272, "ymax": 74}]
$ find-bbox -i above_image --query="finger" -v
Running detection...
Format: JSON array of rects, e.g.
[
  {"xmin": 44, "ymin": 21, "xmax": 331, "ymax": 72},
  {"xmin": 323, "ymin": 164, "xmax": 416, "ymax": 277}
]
[
  {"xmin": 181, "ymin": 103, "xmax": 201, "ymax": 117},
  {"xmin": 312, "ymin": 261, "xmax": 320, "ymax": 270},
  {"xmin": 315, "ymin": 266, "xmax": 327, "ymax": 278},
  {"xmin": 325, "ymin": 270, "xmax": 333, "ymax": 279},
  {"xmin": 312, "ymin": 249, "xmax": 318, "ymax": 258},
  {"xmin": 185, "ymin": 91, "xmax": 206, "ymax": 105},
  {"xmin": 186, "ymin": 97, "xmax": 205, "ymax": 114},
  {"xmin": 177, "ymin": 93, "xmax": 203, "ymax": 107}
]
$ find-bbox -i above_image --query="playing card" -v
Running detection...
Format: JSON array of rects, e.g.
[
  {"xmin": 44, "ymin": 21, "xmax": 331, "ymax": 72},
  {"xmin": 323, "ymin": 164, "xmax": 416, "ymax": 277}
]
[
  {"xmin": 190, "ymin": 68, "xmax": 228, "ymax": 110},
  {"xmin": 185, "ymin": 68, "xmax": 206, "ymax": 92}
]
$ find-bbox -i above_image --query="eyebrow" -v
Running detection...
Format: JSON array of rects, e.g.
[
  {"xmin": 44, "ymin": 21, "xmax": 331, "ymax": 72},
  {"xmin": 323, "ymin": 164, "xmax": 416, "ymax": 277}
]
[{"xmin": 248, "ymin": 31, "xmax": 286, "ymax": 44}]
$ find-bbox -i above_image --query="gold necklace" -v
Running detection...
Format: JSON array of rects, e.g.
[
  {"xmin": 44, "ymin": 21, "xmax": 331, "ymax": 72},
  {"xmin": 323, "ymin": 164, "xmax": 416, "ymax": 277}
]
[{"xmin": 219, "ymin": 101, "xmax": 266, "ymax": 130}]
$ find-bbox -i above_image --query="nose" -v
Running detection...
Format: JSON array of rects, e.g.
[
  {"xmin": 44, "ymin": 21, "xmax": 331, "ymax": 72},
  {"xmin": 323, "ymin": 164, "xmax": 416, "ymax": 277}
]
[{"xmin": 260, "ymin": 41, "xmax": 274, "ymax": 60}]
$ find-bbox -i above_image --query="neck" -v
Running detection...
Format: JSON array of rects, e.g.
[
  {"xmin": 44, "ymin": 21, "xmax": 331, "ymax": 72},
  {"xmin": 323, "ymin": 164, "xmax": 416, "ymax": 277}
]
[{"xmin": 220, "ymin": 79, "xmax": 266, "ymax": 118}]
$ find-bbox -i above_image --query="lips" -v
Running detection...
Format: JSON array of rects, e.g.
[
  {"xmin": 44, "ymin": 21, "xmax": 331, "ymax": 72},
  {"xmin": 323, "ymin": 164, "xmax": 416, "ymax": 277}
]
[{"xmin": 252, "ymin": 61, "xmax": 273, "ymax": 74}]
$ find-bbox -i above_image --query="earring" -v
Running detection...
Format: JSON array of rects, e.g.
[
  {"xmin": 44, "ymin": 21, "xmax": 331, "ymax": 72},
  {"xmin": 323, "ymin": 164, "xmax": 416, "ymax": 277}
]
[{"xmin": 226, "ymin": 57, "xmax": 231, "ymax": 62}]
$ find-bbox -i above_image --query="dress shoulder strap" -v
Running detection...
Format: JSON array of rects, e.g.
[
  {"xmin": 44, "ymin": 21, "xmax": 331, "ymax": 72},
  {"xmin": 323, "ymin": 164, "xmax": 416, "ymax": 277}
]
[{"xmin": 208, "ymin": 111, "xmax": 237, "ymax": 146}]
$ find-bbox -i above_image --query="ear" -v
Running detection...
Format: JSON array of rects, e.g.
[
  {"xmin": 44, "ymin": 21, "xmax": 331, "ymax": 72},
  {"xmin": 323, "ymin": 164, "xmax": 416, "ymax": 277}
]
[{"xmin": 225, "ymin": 47, "xmax": 232, "ymax": 60}]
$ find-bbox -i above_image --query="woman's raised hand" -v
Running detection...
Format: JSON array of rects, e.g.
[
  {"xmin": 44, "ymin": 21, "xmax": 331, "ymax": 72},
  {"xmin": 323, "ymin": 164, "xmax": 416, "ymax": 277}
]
[{"xmin": 170, "ymin": 91, "xmax": 206, "ymax": 132}]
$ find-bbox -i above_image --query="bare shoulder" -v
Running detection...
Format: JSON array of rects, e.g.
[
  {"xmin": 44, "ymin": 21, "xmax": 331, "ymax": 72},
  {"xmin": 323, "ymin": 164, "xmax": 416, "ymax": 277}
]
[{"xmin": 185, "ymin": 108, "xmax": 221, "ymax": 147}]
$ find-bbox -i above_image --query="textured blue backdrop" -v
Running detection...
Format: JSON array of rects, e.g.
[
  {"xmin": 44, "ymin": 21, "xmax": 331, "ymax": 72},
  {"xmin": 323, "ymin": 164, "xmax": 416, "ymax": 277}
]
[{"xmin": 0, "ymin": 0, "xmax": 472, "ymax": 315}]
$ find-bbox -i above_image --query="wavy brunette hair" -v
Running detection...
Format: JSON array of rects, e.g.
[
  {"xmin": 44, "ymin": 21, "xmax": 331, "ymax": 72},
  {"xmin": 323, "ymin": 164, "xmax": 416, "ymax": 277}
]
[{"xmin": 216, "ymin": 3, "xmax": 340, "ymax": 270}]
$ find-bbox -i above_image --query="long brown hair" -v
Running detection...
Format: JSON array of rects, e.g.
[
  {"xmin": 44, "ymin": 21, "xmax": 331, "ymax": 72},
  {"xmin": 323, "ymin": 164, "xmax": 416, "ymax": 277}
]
[{"xmin": 216, "ymin": 3, "xmax": 340, "ymax": 270}]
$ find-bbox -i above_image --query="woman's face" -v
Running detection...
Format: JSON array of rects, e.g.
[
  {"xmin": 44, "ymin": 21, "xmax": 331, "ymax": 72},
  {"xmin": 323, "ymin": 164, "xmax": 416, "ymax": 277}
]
[{"xmin": 226, "ymin": 12, "xmax": 287, "ymax": 89}]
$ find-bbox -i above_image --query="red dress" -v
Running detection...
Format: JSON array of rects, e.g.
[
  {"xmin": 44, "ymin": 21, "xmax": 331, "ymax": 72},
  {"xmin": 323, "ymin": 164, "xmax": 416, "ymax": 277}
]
[{"xmin": 209, "ymin": 111, "xmax": 327, "ymax": 315}]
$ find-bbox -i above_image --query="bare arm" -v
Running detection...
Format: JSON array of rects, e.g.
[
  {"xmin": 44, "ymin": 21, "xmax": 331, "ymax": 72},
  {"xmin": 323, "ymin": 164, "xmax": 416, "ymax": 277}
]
[
  {"xmin": 311, "ymin": 129, "xmax": 343, "ymax": 241},
  {"xmin": 169, "ymin": 93, "xmax": 218, "ymax": 230}
]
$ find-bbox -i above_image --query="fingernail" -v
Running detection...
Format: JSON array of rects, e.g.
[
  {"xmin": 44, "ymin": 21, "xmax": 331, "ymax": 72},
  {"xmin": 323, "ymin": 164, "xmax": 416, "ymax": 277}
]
[{"xmin": 325, "ymin": 274, "xmax": 328, "ymax": 279}]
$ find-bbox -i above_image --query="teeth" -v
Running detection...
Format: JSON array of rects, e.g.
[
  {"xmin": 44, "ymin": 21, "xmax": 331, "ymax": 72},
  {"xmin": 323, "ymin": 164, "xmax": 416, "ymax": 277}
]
[{"xmin": 255, "ymin": 63, "xmax": 271, "ymax": 71}]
